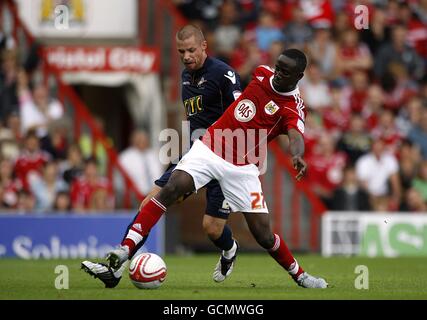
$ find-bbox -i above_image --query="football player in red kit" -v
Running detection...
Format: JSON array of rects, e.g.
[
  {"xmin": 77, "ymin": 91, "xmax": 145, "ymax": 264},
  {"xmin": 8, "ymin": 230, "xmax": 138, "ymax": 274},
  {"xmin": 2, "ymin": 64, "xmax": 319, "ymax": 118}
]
[{"xmin": 107, "ymin": 49, "xmax": 328, "ymax": 288}]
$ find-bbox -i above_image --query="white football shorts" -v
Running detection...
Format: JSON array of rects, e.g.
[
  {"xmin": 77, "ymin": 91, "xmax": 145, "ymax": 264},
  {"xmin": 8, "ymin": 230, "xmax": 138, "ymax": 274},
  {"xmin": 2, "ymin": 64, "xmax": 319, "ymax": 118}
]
[{"xmin": 174, "ymin": 139, "xmax": 269, "ymax": 213}]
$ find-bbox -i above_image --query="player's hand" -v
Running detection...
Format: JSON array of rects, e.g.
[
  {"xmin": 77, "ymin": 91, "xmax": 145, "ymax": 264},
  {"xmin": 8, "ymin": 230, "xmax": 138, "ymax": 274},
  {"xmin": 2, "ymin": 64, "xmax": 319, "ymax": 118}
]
[{"xmin": 292, "ymin": 156, "xmax": 307, "ymax": 181}]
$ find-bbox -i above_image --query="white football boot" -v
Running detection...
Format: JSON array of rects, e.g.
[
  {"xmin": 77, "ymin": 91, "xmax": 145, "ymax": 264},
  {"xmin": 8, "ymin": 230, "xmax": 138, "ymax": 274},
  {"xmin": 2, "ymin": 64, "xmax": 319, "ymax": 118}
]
[
  {"xmin": 296, "ymin": 272, "xmax": 328, "ymax": 288},
  {"xmin": 213, "ymin": 241, "xmax": 239, "ymax": 282},
  {"xmin": 81, "ymin": 260, "xmax": 128, "ymax": 288},
  {"xmin": 106, "ymin": 246, "xmax": 130, "ymax": 270}
]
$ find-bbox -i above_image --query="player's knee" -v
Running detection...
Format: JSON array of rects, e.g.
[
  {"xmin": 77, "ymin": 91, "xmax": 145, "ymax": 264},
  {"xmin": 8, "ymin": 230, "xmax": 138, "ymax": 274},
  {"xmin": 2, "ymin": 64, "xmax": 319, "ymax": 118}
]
[
  {"xmin": 254, "ymin": 232, "xmax": 275, "ymax": 249},
  {"xmin": 163, "ymin": 181, "xmax": 179, "ymax": 197},
  {"xmin": 202, "ymin": 216, "xmax": 223, "ymax": 240},
  {"xmin": 158, "ymin": 181, "xmax": 182, "ymax": 205},
  {"xmin": 203, "ymin": 222, "xmax": 222, "ymax": 240}
]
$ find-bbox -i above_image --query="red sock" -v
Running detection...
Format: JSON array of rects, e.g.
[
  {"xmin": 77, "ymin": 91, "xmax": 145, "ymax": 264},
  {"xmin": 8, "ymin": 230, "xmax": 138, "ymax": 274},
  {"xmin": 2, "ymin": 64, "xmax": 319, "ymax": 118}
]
[
  {"xmin": 121, "ymin": 198, "xmax": 166, "ymax": 253},
  {"xmin": 268, "ymin": 234, "xmax": 304, "ymax": 279}
]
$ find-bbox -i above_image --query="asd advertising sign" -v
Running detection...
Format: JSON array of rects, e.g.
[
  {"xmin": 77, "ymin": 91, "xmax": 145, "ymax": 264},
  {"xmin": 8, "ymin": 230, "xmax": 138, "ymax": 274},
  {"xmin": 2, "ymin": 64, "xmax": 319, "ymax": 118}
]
[
  {"xmin": 0, "ymin": 213, "xmax": 164, "ymax": 259},
  {"xmin": 322, "ymin": 213, "xmax": 427, "ymax": 257}
]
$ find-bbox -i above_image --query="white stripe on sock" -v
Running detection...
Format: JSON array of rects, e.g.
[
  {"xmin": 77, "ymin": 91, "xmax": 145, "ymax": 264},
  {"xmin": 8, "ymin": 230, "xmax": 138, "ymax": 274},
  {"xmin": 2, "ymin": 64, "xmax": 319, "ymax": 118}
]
[
  {"xmin": 223, "ymin": 240, "xmax": 237, "ymax": 259},
  {"xmin": 288, "ymin": 260, "xmax": 300, "ymax": 275},
  {"xmin": 151, "ymin": 197, "xmax": 167, "ymax": 211},
  {"xmin": 269, "ymin": 234, "xmax": 280, "ymax": 252},
  {"xmin": 126, "ymin": 229, "xmax": 143, "ymax": 245}
]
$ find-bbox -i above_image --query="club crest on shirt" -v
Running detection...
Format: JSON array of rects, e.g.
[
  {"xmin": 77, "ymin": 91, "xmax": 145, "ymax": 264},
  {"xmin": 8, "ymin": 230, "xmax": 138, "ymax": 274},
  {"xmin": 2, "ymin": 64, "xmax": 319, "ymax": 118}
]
[
  {"xmin": 234, "ymin": 99, "xmax": 256, "ymax": 122},
  {"xmin": 264, "ymin": 100, "xmax": 279, "ymax": 115},
  {"xmin": 197, "ymin": 77, "xmax": 207, "ymax": 88}
]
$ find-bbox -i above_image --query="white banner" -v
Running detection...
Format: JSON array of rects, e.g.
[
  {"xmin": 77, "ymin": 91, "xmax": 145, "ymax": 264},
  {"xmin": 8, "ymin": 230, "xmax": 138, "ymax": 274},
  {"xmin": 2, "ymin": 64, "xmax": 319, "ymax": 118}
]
[
  {"xmin": 17, "ymin": 0, "xmax": 137, "ymax": 39},
  {"xmin": 322, "ymin": 212, "xmax": 427, "ymax": 257}
]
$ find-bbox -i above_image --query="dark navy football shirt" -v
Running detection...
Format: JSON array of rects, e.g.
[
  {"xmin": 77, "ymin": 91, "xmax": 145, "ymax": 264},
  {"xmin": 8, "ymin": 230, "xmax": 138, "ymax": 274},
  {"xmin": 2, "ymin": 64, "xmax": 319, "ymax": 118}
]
[{"xmin": 181, "ymin": 56, "xmax": 242, "ymax": 138}]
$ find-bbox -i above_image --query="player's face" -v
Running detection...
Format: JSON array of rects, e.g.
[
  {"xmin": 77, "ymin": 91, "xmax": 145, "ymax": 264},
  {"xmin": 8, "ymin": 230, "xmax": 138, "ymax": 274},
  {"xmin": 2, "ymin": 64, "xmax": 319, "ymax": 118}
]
[
  {"xmin": 272, "ymin": 54, "xmax": 303, "ymax": 91},
  {"xmin": 176, "ymin": 36, "xmax": 207, "ymax": 71}
]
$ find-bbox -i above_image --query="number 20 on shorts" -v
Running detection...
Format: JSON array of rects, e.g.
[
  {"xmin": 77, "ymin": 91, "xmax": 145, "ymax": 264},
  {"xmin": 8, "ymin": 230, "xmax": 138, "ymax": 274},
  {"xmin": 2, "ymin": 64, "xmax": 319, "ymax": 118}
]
[{"xmin": 251, "ymin": 192, "xmax": 266, "ymax": 210}]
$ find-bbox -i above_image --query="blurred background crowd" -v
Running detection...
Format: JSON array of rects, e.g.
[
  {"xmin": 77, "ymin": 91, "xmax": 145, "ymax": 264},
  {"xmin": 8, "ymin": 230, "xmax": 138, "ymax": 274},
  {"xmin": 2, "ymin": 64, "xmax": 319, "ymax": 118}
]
[
  {"xmin": 175, "ymin": 0, "xmax": 427, "ymax": 213},
  {"xmin": 1, "ymin": 0, "xmax": 427, "ymax": 214}
]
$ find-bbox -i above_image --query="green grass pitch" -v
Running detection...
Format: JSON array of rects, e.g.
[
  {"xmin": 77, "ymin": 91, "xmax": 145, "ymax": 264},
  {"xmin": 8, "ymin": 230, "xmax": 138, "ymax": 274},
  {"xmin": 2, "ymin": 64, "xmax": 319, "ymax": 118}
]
[{"xmin": 1, "ymin": 254, "xmax": 427, "ymax": 300}]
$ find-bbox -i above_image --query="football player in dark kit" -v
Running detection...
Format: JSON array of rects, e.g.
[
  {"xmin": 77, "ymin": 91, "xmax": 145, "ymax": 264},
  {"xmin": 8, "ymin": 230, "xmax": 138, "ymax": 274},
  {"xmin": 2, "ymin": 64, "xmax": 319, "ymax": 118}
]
[{"xmin": 81, "ymin": 25, "xmax": 242, "ymax": 287}]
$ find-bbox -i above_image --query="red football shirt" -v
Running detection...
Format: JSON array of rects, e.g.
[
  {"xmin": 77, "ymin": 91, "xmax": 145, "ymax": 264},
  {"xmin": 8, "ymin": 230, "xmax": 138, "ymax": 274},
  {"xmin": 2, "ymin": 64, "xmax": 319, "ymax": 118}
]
[
  {"xmin": 70, "ymin": 176, "xmax": 114, "ymax": 210},
  {"xmin": 202, "ymin": 65, "xmax": 306, "ymax": 167}
]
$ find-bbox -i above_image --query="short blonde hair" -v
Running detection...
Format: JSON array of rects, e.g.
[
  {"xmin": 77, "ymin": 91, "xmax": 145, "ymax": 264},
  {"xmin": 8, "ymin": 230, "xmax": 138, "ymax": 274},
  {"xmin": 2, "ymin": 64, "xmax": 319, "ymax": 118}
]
[{"xmin": 176, "ymin": 24, "xmax": 205, "ymax": 43}]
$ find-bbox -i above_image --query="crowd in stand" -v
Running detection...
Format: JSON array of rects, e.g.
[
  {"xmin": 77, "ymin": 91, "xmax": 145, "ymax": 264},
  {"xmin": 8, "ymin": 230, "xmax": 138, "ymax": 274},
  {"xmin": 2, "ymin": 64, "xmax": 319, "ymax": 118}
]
[
  {"xmin": 0, "ymin": 35, "xmax": 160, "ymax": 213},
  {"xmin": 175, "ymin": 0, "xmax": 427, "ymax": 212},
  {"xmin": 1, "ymin": 0, "xmax": 427, "ymax": 213}
]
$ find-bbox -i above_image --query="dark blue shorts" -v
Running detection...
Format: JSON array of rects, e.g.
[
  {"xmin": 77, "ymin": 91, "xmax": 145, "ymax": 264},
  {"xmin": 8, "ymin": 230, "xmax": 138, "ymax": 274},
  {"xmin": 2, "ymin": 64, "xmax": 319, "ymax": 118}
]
[{"xmin": 154, "ymin": 163, "xmax": 231, "ymax": 219}]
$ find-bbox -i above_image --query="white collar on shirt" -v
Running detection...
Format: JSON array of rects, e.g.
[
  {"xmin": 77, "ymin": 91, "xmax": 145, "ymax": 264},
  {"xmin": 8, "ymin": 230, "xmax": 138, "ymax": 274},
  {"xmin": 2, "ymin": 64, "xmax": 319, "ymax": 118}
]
[{"xmin": 269, "ymin": 76, "xmax": 300, "ymax": 96}]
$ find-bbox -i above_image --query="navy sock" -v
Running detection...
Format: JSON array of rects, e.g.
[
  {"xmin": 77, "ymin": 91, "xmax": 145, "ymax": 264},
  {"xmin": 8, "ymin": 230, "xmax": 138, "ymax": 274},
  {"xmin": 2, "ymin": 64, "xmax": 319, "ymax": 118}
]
[{"xmin": 211, "ymin": 224, "xmax": 234, "ymax": 251}]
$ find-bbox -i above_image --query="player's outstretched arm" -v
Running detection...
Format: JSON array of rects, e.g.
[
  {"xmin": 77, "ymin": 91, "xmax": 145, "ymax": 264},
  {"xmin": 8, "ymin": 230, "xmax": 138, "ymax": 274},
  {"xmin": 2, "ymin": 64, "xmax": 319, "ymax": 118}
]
[{"xmin": 288, "ymin": 128, "xmax": 307, "ymax": 181}]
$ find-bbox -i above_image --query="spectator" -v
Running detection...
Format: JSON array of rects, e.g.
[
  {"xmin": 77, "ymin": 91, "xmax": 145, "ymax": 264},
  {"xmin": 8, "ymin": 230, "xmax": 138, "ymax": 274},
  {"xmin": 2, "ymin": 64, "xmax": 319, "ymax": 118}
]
[
  {"xmin": 0, "ymin": 14, "xmax": 15, "ymax": 53},
  {"xmin": 70, "ymin": 157, "xmax": 114, "ymax": 212},
  {"xmin": 421, "ymin": 78, "xmax": 427, "ymax": 106},
  {"xmin": 300, "ymin": 0, "xmax": 335, "ymax": 29},
  {"xmin": 5, "ymin": 112, "xmax": 22, "ymax": 142},
  {"xmin": 0, "ymin": 158, "xmax": 22, "ymax": 208},
  {"xmin": 341, "ymin": 71, "xmax": 370, "ymax": 114},
  {"xmin": 173, "ymin": 0, "xmax": 222, "ymax": 28},
  {"xmin": 267, "ymin": 40, "xmax": 285, "ymax": 69},
  {"xmin": 384, "ymin": 0, "xmax": 402, "ymax": 25},
  {"xmin": 306, "ymin": 26, "xmax": 337, "ymax": 79},
  {"xmin": 28, "ymin": 161, "xmax": 68, "ymax": 212},
  {"xmin": 412, "ymin": 160, "xmax": 427, "ymax": 202},
  {"xmin": 14, "ymin": 130, "xmax": 51, "ymax": 190},
  {"xmin": 79, "ymin": 116, "xmax": 109, "ymax": 176},
  {"xmin": 360, "ymin": 6, "xmax": 391, "ymax": 56},
  {"xmin": 402, "ymin": 188, "xmax": 427, "ymax": 212},
  {"xmin": 40, "ymin": 119, "xmax": 71, "ymax": 160},
  {"xmin": 332, "ymin": 11, "xmax": 351, "ymax": 38},
  {"xmin": 282, "ymin": 6, "xmax": 313, "ymax": 50},
  {"xmin": 398, "ymin": 2, "xmax": 427, "ymax": 60},
  {"xmin": 53, "ymin": 191, "xmax": 71, "ymax": 212},
  {"xmin": 330, "ymin": 165, "xmax": 371, "ymax": 211},
  {"xmin": 89, "ymin": 188, "xmax": 113, "ymax": 212},
  {"xmin": 0, "ymin": 50, "xmax": 19, "ymax": 122},
  {"xmin": 371, "ymin": 109, "xmax": 403, "ymax": 155},
  {"xmin": 361, "ymin": 84, "xmax": 385, "ymax": 130},
  {"xmin": 61, "ymin": 144, "xmax": 84, "ymax": 185},
  {"xmin": 16, "ymin": 190, "xmax": 35, "ymax": 214},
  {"xmin": 374, "ymin": 24, "xmax": 425, "ymax": 81},
  {"xmin": 407, "ymin": 106, "xmax": 427, "ymax": 159},
  {"xmin": 118, "ymin": 130, "xmax": 163, "ymax": 195},
  {"xmin": 411, "ymin": 0, "xmax": 427, "ymax": 24},
  {"xmin": 380, "ymin": 62, "xmax": 418, "ymax": 113},
  {"xmin": 0, "ymin": 118, "xmax": 20, "ymax": 161},
  {"xmin": 230, "ymin": 30, "xmax": 269, "ymax": 88},
  {"xmin": 304, "ymin": 111, "xmax": 326, "ymax": 157},
  {"xmin": 299, "ymin": 62, "xmax": 332, "ymax": 111},
  {"xmin": 322, "ymin": 86, "xmax": 350, "ymax": 138},
  {"xmin": 306, "ymin": 132, "xmax": 347, "ymax": 207},
  {"xmin": 17, "ymin": 71, "xmax": 64, "ymax": 139},
  {"xmin": 335, "ymin": 29, "xmax": 373, "ymax": 81},
  {"xmin": 355, "ymin": 139, "xmax": 401, "ymax": 211},
  {"xmin": 213, "ymin": 0, "xmax": 242, "ymax": 63},
  {"xmin": 337, "ymin": 113, "xmax": 371, "ymax": 165},
  {"xmin": 398, "ymin": 139, "xmax": 422, "ymax": 194},
  {"xmin": 254, "ymin": 10, "xmax": 284, "ymax": 52}
]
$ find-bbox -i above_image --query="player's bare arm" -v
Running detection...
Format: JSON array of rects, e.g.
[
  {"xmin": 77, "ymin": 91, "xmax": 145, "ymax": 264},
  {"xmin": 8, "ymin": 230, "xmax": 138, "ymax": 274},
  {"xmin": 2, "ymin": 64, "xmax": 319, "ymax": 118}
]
[{"xmin": 288, "ymin": 128, "xmax": 306, "ymax": 181}]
